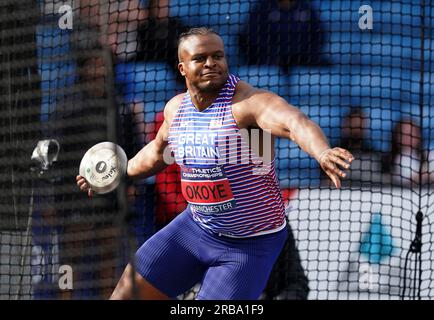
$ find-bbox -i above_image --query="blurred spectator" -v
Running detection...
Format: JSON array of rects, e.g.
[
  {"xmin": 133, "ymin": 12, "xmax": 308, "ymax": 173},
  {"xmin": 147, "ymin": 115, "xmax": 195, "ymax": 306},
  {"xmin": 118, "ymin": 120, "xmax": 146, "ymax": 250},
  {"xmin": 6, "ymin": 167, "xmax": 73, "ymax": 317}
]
[
  {"xmin": 239, "ymin": 0, "xmax": 327, "ymax": 71},
  {"xmin": 340, "ymin": 108, "xmax": 371, "ymax": 153},
  {"xmin": 383, "ymin": 118, "xmax": 433, "ymax": 187},
  {"xmin": 136, "ymin": 0, "xmax": 189, "ymax": 83},
  {"xmin": 121, "ymin": 0, "xmax": 191, "ymax": 230},
  {"xmin": 78, "ymin": 0, "xmax": 147, "ymax": 61},
  {"xmin": 48, "ymin": 25, "xmax": 126, "ymax": 298},
  {"xmin": 337, "ymin": 108, "xmax": 383, "ymax": 186}
]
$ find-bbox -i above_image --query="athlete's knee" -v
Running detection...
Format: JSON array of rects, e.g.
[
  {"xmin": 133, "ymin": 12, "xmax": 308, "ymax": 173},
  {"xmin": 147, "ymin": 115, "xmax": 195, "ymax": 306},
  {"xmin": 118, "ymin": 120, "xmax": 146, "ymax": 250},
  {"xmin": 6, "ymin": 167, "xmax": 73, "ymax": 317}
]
[
  {"xmin": 110, "ymin": 264, "xmax": 135, "ymax": 300},
  {"xmin": 110, "ymin": 263, "xmax": 171, "ymax": 300}
]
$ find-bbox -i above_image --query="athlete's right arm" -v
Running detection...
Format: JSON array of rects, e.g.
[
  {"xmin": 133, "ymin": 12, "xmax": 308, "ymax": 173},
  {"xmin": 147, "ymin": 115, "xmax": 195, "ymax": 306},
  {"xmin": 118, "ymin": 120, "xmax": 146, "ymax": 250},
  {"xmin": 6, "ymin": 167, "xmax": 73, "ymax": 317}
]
[
  {"xmin": 126, "ymin": 126, "xmax": 169, "ymax": 179},
  {"xmin": 127, "ymin": 94, "xmax": 183, "ymax": 179}
]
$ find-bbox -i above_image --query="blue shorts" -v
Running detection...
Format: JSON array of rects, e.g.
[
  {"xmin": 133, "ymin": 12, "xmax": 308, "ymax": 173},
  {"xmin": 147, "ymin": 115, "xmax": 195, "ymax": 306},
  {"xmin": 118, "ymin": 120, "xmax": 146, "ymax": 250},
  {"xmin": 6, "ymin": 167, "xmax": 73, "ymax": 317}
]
[{"xmin": 135, "ymin": 207, "xmax": 288, "ymax": 300}]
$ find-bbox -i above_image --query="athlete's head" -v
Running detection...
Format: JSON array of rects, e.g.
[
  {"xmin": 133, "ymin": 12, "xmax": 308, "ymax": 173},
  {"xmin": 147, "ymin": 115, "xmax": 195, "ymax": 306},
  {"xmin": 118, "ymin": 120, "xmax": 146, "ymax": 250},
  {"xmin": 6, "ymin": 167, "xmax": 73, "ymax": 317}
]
[{"xmin": 177, "ymin": 27, "xmax": 229, "ymax": 92}]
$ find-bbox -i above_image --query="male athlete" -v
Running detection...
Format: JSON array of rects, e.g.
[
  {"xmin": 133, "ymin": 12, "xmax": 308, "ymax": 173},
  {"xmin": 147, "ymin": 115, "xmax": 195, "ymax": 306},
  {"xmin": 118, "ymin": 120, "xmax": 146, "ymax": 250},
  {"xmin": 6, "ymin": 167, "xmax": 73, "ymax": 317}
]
[{"xmin": 77, "ymin": 27, "xmax": 354, "ymax": 300}]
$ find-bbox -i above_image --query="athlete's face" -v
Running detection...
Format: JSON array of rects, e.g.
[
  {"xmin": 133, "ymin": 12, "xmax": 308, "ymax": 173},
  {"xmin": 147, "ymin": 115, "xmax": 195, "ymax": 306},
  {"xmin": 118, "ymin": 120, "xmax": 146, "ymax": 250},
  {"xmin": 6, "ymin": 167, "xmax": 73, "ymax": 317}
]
[{"xmin": 178, "ymin": 34, "xmax": 229, "ymax": 92}]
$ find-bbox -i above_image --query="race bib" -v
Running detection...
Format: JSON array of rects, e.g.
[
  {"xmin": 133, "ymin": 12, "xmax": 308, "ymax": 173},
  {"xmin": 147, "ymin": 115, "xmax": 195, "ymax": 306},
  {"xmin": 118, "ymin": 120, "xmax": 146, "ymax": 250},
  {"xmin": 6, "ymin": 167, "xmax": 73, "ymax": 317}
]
[{"xmin": 181, "ymin": 165, "xmax": 236, "ymax": 214}]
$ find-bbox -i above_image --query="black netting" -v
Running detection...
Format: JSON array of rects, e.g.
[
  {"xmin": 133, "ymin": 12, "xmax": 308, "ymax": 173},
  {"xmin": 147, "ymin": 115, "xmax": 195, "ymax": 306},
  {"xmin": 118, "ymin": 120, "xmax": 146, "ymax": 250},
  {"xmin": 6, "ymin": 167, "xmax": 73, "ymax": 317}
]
[{"xmin": 0, "ymin": 0, "xmax": 433, "ymax": 300}]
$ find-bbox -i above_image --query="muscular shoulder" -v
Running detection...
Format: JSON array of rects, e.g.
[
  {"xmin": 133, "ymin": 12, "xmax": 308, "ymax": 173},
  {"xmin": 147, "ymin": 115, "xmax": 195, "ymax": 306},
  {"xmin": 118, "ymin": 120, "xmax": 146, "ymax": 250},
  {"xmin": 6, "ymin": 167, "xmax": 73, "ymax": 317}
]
[
  {"xmin": 233, "ymin": 80, "xmax": 282, "ymax": 103},
  {"xmin": 232, "ymin": 80, "xmax": 257, "ymax": 103},
  {"xmin": 164, "ymin": 93, "xmax": 185, "ymax": 125},
  {"xmin": 232, "ymin": 80, "xmax": 282, "ymax": 128}
]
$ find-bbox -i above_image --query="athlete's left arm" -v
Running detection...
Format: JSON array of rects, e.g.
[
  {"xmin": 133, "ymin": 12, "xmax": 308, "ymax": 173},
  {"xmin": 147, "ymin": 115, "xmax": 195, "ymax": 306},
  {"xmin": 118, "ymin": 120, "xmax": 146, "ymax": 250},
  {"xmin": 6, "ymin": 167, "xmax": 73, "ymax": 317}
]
[{"xmin": 242, "ymin": 87, "xmax": 354, "ymax": 188}]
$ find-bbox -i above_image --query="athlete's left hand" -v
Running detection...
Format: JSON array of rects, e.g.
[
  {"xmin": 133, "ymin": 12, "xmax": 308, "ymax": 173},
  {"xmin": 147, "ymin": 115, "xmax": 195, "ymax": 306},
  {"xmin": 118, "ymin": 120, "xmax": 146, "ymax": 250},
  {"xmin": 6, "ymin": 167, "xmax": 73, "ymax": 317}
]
[{"xmin": 318, "ymin": 148, "xmax": 354, "ymax": 188}]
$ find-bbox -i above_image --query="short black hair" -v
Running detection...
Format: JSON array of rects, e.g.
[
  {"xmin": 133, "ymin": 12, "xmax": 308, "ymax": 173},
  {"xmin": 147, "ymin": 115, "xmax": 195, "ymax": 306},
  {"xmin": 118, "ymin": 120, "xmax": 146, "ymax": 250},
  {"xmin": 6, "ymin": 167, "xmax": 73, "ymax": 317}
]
[{"xmin": 178, "ymin": 27, "xmax": 220, "ymax": 46}]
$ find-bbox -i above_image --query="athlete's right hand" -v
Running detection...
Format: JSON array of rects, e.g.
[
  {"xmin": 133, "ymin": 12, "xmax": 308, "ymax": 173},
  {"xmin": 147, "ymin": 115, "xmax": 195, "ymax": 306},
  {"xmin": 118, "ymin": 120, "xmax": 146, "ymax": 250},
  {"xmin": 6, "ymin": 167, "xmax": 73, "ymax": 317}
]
[{"xmin": 76, "ymin": 175, "xmax": 94, "ymax": 198}]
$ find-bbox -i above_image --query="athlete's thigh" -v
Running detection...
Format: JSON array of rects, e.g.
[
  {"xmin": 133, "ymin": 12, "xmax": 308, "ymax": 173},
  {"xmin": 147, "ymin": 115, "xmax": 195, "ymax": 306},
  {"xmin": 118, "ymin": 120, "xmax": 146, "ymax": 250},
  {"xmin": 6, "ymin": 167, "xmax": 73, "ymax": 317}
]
[
  {"xmin": 135, "ymin": 209, "xmax": 206, "ymax": 298},
  {"xmin": 197, "ymin": 229, "xmax": 288, "ymax": 300}
]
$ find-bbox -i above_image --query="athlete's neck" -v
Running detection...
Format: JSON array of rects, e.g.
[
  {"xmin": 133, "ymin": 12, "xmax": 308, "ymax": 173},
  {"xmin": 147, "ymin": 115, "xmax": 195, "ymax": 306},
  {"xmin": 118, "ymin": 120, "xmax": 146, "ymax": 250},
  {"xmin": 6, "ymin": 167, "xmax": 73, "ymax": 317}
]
[{"xmin": 187, "ymin": 85, "xmax": 221, "ymax": 112}]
